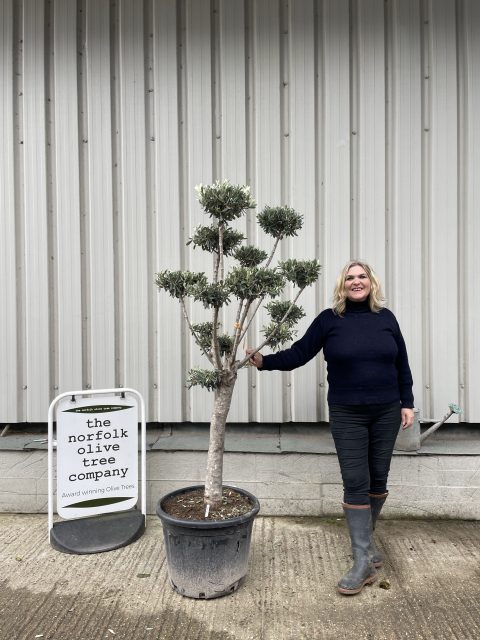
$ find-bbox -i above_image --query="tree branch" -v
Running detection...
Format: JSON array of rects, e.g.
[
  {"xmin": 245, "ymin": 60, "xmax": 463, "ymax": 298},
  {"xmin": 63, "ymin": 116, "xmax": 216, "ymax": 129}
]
[
  {"xmin": 212, "ymin": 306, "xmax": 222, "ymax": 369},
  {"xmin": 264, "ymin": 236, "xmax": 281, "ymax": 268},
  {"xmin": 180, "ymin": 297, "xmax": 215, "ymax": 367},
  {"xmin": 238, "ymin": 295, "xmax": 265, "ymax": 345},
  {"xmin": 218, "ymin": 223, "xmax": 225, "ymax": 282},
  {"xmin": 230, "ymin": 237, "xmax": 282, "ymax": 365},
  {"xmin": 230, "ymin": 299, "xmax": 245, "ymax": 356},
  {"xmin": 236, "ymin": 286, "xmax": 306, "ymax": 369},
  {"xmin": 212, "ymin": 223, "xmax": 224, "ymax": 285},
  {"xmin": 230, "ymin": 299, "xmax": 253, "ymax": 366},
  {"xmin": 211, "ymin": 223, "xmax": 225, "ymax": 368}
]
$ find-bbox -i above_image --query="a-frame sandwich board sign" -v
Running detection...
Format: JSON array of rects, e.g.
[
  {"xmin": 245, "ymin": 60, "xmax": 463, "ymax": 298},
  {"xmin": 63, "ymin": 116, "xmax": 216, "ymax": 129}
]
[{"xmin": 48, "ymin": 388, "xmax": 146, "ymax": 554}]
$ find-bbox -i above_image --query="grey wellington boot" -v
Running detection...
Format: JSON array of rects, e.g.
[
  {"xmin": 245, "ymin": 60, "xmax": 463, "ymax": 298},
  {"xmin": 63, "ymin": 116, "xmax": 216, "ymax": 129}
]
[
  {"xmin": 369, "ymin": 493, "xmax": 388, "ymax": 568},
  {"xmin": 337, "ymin": 505, "xmax": 377, "ymax": 595}
]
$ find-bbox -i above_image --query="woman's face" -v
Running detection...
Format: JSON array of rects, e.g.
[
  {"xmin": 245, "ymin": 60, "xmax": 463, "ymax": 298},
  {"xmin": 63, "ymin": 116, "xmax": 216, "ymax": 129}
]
[{"xmin": 344, "ymin": 265, "xmax": 371, "ymax": 302}]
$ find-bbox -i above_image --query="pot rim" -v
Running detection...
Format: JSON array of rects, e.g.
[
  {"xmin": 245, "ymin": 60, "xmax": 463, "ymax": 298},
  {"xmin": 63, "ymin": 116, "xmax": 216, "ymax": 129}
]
[{"xmin": 156, "ymin": 484, "xmax": 260, "ymax": 529}]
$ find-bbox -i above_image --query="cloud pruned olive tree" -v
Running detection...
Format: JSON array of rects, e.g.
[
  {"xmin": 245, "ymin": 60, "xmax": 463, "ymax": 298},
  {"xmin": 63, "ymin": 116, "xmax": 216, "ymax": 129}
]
[{"xmin": 156, "ymin": 181, "xmax": 320, "ymax": 510}]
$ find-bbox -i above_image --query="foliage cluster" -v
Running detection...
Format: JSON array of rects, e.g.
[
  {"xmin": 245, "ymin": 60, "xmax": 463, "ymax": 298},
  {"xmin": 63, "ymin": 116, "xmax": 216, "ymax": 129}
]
[{"xmin": 156, "ymin": 180, "xmax": 321, "ymax": 390}]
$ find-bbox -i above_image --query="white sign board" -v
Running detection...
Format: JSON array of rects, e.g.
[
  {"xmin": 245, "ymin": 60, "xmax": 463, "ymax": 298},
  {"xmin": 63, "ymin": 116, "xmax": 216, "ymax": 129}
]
[{"xmin": 56, "ymin": 396, "xmax": 138, "ymax": 519}]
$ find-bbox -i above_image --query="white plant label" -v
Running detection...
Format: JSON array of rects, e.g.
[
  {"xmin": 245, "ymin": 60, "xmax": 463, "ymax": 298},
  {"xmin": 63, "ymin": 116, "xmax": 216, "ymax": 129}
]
[{"xmin": 56, "ymin": 395, "xmax": 138, "ymax": 519}]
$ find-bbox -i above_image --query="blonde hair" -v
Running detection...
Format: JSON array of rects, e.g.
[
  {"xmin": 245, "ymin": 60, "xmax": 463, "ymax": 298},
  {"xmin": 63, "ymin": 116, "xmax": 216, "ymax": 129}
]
[{"xmin": 332, "ymin": 260, "xmax": 385, "ymax": 316}]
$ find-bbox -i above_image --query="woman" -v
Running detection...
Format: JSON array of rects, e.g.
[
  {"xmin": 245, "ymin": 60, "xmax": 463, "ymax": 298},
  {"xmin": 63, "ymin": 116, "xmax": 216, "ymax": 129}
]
[{"xmin": 247, "ymin": 260, "xmax": 414, "ymax": 595}]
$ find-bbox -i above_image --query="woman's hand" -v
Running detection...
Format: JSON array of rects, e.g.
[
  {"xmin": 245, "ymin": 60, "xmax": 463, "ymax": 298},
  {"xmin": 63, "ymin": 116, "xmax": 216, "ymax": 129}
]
[
  {"xmin": 246, "ymin": 348, "xmax": 263, "ymax": 369},
  {"xmin": 401, "ymin": 408, "xmax": 415, "ymax": 430}
]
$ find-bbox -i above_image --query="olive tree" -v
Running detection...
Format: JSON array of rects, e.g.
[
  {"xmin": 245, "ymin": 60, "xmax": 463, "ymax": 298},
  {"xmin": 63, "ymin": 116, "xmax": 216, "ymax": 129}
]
[{"xmin": 156, "ymin": 181, "xmax": 320, "ymax": 510}]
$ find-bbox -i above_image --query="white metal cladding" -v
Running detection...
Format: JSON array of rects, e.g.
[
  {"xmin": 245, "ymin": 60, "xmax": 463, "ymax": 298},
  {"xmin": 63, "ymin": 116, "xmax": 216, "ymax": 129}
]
[{"xmin": 1, "ymin": 0, "xmax": 479, "ymax": 424}]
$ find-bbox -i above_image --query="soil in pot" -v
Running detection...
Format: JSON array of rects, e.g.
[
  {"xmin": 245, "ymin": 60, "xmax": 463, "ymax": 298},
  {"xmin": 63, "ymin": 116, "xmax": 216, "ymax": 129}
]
[{"xmin": 161, "ymin": 486, "xmax": 253, "ymax": 521}]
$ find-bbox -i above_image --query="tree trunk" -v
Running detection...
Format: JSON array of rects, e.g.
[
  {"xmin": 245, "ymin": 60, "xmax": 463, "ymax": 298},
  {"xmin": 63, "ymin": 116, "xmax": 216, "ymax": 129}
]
[{"xmin": 204, "ymin": 375, "xmax": 236, "ymax": 508}]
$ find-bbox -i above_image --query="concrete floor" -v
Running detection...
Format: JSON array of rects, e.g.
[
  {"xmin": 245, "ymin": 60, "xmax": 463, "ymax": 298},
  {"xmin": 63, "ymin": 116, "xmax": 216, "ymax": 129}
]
[{"xmin": 1, "ymin": 513, "xmax": 479, "ymax": 640}]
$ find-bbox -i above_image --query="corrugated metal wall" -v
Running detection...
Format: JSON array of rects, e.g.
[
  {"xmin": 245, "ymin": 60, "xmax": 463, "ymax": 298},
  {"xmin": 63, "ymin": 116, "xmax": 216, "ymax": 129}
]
[{"xmin": 1, "ymin": 0, "xmax": 479, "ymax": 424}]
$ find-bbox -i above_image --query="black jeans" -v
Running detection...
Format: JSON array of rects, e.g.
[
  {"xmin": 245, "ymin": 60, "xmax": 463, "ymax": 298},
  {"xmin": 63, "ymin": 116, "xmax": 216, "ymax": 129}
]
[{"xmin": 329, "ymin": 403, "xmax": 401, "ymax": 506}]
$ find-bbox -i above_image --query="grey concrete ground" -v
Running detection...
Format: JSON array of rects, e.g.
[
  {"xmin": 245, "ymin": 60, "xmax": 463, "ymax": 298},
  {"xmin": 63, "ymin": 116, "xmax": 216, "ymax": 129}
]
[{"xmin": 1, "ymin": 513, "xmax": 479, "ymax": 640}]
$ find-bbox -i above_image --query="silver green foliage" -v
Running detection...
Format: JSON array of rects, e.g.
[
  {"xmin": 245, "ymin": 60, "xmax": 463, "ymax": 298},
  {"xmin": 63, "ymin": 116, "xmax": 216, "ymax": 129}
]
[
  {"xmin": 261, "ymin": 301, "xmax": 306, "ymax": 350},
  {"xmin": 187, "ymin": 367, "xmax": 223, "ymax": 391},
  {"xmin": 195, "ymin": 180, "xmax": 256, "ymax": 223},
  {"xmin": 155, "ymin": 271, "xmax": 207, "ymax": 299},
  {"xmin": 265, "ymin": 300, "xmax": 305, "ymax": 326},
  {"xmin": 261, "ymin": 322, "xmax": 298, "ymax": 351},
  {"xmin": 187, "ymin": 225, "xmax": 245, "ymax": 256},
  {"xmin": 191, "ymin": 322, "xmax": 215, "ymax": 352},
  {"xmin": 191, "ymin": 282, "xmax": 230, "ymax": 309},
  {"xmin": 217, "ymin": 334, "xmax": 234, "ymax": 356},
  {"xmin": 225, "ymin": 267, "xmax": 285, "ymax": 301},
  {"xmin": 155, "ymin": 181, "xmax": 322, "ymax": 392},
  {"xmin": 192, "ymin": 322, "xmax": 234, "ymax": 356},
  {"xmin": 234, "ymin": 245, "xmax": 268, "ymax": 267},
  {"xmin": 257, "ymin": 206, "xmax": 303, "ymax": 239},
  {"xmin": 279, "ymin": 259, "xmax": 321, "ymax": 288}
]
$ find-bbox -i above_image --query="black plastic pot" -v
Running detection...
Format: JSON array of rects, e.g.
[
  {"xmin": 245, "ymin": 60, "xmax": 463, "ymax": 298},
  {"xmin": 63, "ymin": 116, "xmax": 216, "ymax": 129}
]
[{"xmin": 156, "ymin": 485, "xmax": 260, "ymax": 599}]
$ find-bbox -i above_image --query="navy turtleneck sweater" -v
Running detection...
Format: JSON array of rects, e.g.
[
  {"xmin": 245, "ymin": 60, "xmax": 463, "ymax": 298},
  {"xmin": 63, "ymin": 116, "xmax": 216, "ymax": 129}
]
[{"xmin": 260, "ymin": 298, "xmax": 414, "ymax": 408}]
